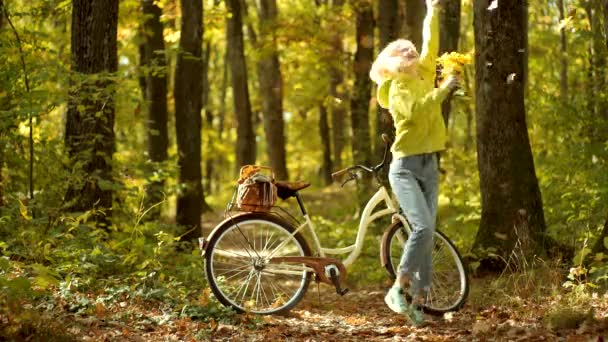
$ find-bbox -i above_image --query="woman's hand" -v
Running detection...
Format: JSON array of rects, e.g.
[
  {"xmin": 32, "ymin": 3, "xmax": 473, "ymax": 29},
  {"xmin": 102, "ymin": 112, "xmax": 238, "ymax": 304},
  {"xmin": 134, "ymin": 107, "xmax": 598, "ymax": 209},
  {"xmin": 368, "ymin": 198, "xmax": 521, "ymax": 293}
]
[
  {"xmin": 428, "ymin": 0, "xmax": 441, "ymax": 7},
  {"xmin": 441, "ymin": 75, "xmax": 461, "ymax": 91}
]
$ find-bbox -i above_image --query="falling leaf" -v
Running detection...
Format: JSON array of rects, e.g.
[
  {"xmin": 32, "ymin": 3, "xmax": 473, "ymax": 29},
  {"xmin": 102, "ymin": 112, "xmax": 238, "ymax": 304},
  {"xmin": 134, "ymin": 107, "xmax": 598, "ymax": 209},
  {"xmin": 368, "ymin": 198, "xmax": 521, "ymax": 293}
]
[
  {"xmin": 488, "ymin": 0, "xmax": 498, "ymax": 11},
  {"xmin": 507, "ymin": 73, "xmax": 517, "ymax": 84},
  {"xmin": 557, "ymin": 17, "xmax": 573, "ymax": 32}
]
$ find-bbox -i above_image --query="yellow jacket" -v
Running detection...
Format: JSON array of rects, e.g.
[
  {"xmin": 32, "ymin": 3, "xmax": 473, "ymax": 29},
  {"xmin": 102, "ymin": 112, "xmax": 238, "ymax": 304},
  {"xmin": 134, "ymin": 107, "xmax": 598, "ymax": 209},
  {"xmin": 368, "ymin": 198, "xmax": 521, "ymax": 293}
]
[{"xmin": 376, "ymin": 6, "xmax": 449, "ymax": 160}]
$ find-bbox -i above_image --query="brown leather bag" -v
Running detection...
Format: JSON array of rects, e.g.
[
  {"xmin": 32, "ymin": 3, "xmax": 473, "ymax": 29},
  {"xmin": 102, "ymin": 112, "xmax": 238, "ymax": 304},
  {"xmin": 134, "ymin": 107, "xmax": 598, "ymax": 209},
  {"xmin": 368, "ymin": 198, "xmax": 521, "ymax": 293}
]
[{"xmin": 236, "ymin": 165, "xmax": 277, "ymax": 212}]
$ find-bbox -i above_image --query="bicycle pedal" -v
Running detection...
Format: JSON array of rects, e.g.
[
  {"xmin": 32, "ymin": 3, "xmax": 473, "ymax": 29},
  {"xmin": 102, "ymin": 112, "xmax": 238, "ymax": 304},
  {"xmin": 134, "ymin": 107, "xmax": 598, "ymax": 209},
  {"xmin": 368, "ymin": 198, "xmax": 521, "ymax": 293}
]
[{"xmin": 338, "ymin": 288, "xmax": 349, "ymax": 296}]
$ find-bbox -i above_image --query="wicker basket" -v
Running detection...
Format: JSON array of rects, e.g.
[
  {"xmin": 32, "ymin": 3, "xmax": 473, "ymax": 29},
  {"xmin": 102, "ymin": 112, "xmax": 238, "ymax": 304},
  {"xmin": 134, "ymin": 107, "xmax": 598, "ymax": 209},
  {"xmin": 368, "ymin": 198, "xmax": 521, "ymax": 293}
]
[{"xmin": 236, "ymin": 165, "xmax": 277, "ymax": 212}]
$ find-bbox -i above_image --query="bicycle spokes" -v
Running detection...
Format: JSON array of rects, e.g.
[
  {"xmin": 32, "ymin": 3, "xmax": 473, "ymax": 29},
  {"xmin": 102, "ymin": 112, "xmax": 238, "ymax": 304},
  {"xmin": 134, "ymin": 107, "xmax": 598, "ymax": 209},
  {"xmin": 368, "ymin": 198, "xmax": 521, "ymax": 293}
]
[{"xmin": 205, "ymin": 217, "xmax": 311, "ymax": 314}]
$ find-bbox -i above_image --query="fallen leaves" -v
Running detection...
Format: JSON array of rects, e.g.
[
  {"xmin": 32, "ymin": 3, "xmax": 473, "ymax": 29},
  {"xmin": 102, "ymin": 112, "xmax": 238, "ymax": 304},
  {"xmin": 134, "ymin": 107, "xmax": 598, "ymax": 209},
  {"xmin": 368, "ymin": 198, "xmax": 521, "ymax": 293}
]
[{"xmin": 4, "ymin": 281, "xmax": 608, "ymax": 341}]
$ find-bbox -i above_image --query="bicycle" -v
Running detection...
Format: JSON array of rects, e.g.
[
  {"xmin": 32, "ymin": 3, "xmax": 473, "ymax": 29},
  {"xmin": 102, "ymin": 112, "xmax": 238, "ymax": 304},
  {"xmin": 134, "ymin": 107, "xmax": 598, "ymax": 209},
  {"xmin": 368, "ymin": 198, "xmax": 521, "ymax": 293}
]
[{"xmin": 199, "ymin": 135, "xmax": 469, "ymax": 315}]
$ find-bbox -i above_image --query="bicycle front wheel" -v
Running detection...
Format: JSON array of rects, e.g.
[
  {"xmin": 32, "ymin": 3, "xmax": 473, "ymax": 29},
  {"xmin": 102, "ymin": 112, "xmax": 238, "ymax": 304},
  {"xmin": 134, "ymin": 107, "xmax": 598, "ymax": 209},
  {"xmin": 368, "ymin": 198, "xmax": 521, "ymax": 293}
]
[
  {"xmin": 381, "ymin": 220, "xmax": 469, "ymax": 315},
  {"xmin": 204, "ymin": 213, "xmax": 312, "ymax": 315}
]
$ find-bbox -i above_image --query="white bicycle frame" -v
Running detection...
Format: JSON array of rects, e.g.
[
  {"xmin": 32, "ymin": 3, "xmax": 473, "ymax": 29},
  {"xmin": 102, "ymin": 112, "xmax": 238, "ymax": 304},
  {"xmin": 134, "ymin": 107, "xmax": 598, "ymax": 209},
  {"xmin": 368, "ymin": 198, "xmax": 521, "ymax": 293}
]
[{"xmin": 274, "ymin": 185, "xmax": 408, "ymax": 268}]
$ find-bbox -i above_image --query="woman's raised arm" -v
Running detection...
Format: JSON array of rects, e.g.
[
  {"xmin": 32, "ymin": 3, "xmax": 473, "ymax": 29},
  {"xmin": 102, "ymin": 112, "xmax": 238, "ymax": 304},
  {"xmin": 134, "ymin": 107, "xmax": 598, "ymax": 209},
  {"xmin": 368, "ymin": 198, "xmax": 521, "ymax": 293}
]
[{"xmin": 419, "ymin": 1, "xmax": 441, "ymax": 73}]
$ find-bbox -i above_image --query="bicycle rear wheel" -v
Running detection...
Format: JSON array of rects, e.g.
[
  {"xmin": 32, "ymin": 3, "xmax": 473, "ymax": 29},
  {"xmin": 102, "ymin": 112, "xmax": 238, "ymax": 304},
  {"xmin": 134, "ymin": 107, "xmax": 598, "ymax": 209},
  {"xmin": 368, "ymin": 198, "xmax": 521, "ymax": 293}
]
[
  {"xmin": 381, "ymin": 220, "xmax": 469, "ymax": 315},
  {"xmin": 204, "ymin": 213, "xmax": 312, "ymax": 314}
]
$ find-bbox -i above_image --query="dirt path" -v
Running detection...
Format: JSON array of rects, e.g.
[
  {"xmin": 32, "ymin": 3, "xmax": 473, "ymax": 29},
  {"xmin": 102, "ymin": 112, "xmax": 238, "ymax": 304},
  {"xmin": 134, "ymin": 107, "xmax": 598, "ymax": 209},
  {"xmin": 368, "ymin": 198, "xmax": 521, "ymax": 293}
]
[
  {"xmin": 11, "ymin": 281, "xmax": 607, "ymax": 341},
  {"xmin": 150, "ymin": 285, "xmax": 607, "ymax": 341}
]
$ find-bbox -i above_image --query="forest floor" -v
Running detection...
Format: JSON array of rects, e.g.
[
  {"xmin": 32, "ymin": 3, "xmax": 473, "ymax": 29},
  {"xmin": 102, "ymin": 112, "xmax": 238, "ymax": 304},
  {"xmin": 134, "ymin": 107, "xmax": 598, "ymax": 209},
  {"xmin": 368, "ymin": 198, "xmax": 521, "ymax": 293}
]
[
  {"xmin": 3, "ymin": 189, "xmax": 608, "ymax": 341},
  {"xmin": 5, "ymin": 278, "xmax": 608, "ymax": 341}
]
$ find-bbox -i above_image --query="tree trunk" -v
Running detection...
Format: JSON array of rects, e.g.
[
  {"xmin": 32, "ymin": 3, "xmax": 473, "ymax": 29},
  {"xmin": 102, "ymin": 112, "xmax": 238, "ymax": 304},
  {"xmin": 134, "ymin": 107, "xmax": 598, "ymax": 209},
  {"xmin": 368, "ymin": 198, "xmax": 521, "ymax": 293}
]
[
  {"xmin": 463, "ymin": 66, "xmax": 474, "ymax": 151},
  {"xmin": 375, "ymin": 0, "xmax": 398, "ymax": 160},
  {"xmin": 141, "ymin": 0, "xmax": 169, "ymax": 217},
  {"xmin": 351, "ymin": 0, "xmax": 374, "ymax": 203},
  {"xmin": 319, "ymin": 105, "xmax": 333, "ymax": 185},
  {"xmin": 226, "ymin": 0, "xmax": 256, "ymax": 170},
  {"xmin": 329, "ymin": 0, "xmax": 346, "ymax": 170},
  {"xmin": 557, "ymin": 0, "xmax": 568, "ymax": 101},
  {"xmin": 0, "ymin": 0, "xmax": 5, "ymax": 206},
  {"xmin": 64, "ymin": 0, "xmax": 119, "ymax": 226},
  {"xmin": 138, "ymin": 41, "xmax": 148, "ymax": 99},
  {"xmin": 439, "ymin": 0, "xmax": 461, "ymax": 126},
  {"xmin": 400, "ymin": 0, "xmax": 425, "ymax": 47},
  {"xmin": 591, "ymin": 0, "xmax": 608, "ymax": 122},
  {"xmin": 351, "ymin": 1, "xmax": 373, "ymax": 167},
  {"xmin": 330, "ymin": 70, "xmax": 346, "ymax": 170},
  {"xmin": 584, "ymin": 1, "xmax": 608, "ymax": 140},
  {"xmin": 605, "ymin": 0, "xmax": 608, "ymax": 49},
  {"xmin": 257, "ymin": 0, "xmax": 288, "ymax": 180},
  {"xmin": 174, "ymin": 0, "xmax": 208, "ymax": 241},
  {"xmin": 472, "ymin": 0, "xmax": 547, "ymax": 268},
  {"xmin": 203, "ymin": 37, "xmax": 214, "ymax": 194},
  {"xmin": 589, "ymin": 213, "xmax": 608, "ymax": 264}
]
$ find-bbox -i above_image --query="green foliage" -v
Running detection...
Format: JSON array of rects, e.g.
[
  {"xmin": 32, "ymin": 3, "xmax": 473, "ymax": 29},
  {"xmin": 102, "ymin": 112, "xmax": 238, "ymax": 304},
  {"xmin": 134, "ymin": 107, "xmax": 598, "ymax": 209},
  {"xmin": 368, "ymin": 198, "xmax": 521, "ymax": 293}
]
[
  {"xmin": 543, "ymin": 302, "xmax": 593, "ymax": 331},
  {"xmin": 2, "ymin": 1, "xmax": 608, "ymax": 338}
]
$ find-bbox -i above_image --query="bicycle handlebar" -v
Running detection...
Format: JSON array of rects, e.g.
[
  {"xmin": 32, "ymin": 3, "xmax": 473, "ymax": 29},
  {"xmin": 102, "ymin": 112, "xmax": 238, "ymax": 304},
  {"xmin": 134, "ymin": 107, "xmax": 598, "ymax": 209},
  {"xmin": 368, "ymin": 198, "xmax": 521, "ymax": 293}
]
[
  {"xmin": 331, "ymin": 133, "xmax": 393, "ymax": 183},
  {"xmin": 331, "ymin": 167, "xmax": 350, "ymax": 180}
]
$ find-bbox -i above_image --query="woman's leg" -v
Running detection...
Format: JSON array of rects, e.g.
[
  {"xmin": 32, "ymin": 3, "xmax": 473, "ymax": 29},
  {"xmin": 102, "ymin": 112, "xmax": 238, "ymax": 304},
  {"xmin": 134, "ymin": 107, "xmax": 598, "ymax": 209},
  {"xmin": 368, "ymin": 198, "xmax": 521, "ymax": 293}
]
[
  {"xmin": 388, "ymin": 155, "xmax": 436, "ymax": 295},
  {"xmin": 415, "ymin": 154, "xmax": 439, "ymax": 298}
]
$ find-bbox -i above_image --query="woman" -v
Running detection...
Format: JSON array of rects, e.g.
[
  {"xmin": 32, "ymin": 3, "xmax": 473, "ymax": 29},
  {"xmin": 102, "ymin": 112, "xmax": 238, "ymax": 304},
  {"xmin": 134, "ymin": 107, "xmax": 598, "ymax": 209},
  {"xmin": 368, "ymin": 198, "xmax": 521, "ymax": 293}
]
[{"xmin": 369, "ymin": 0, "xmax": 459, "ymax": 325}]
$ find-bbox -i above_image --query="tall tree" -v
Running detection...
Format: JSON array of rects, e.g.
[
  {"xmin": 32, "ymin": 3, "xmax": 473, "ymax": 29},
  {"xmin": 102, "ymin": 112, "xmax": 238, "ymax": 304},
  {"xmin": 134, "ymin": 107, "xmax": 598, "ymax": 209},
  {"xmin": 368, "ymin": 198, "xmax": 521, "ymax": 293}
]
[
  {"xmin": 174, "ymin": 0, "xmax": 209, "ymax": 241},
  {"xmin": 64, "ymin": 0, "xmax": 119, "ymax": 225},
  {"xmin": 557, "ymin": 0, "xmax": 568, "ymax": 101},
  {"xmin": 374, "ymin": 0, "xmax": 399, "ymax": 160},
  {"xmin": 400, "ymin": 0, "xmax": 425, "ymax": 47},
  {"xmin": 203, "ymin": 19, "xmax": 214, "ymax": 194},
  {"xmin": 472, "ymin": 0, "xmax": 547, "ymax": 266},
  {"xmin": 203, "ymin": 0, "xmax": 222, "ymax": 194},
  {"xmin": 350, "ymin": 0, "xmax": 374, "ymax": 200},
  {"xmin": 588, "ymin": 212, "xmax": 608, "ymax": 265},
  {"xmin": 141, "ymin": 0, "xmax": 169, "ymax": 216},
  {"xmin": 329, "ymin": 0, "xmax": 347, "ymax": 170},
  {"xmin": 257, "ymin": 0, "xmax": 288, "ymax": 180},
  {"xmin": 438, "ymin": 0, "xmax": 461, "ymax": 126},
  {"xmin": 227, "ymin": 0, "xmax": 256, "ymax": 169},
  {"xmin": 588, "ymin": 1, "xmax": 608, "ymax": 126},
  {"xmin": 318, "ymin": 105, "xmax": 333, "ymax": 185},
  {"xmin": 604, "ymin": 0, "xmax": 608, "ymax": 48},
  {"xmin": 0, "ymin": 0, "xmax": 6, "ymax": 206},
  {"xmin": 313, "ymin": 0, "xmax": 333, "ymax": 185}
]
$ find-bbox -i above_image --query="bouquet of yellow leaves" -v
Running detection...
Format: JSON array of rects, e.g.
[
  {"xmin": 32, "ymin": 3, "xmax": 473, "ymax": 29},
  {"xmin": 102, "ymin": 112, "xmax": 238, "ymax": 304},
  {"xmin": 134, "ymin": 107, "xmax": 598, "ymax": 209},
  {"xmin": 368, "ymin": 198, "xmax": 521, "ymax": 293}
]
[
  {"xmin": 437, "ymin": 51, "xmax": 472, "ymax": 78},
  {"xmin": 437, "ymin": 52, "xmax": 472, "ymax": 96}
]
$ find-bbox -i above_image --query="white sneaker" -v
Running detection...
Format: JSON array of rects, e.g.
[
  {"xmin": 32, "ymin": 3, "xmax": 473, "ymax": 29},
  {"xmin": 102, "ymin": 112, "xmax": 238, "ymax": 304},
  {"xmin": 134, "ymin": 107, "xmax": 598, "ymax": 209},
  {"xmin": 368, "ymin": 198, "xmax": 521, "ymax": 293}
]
[{"xmin": 384, "ymin": 286, "xmax": 408, "ymax": 314}]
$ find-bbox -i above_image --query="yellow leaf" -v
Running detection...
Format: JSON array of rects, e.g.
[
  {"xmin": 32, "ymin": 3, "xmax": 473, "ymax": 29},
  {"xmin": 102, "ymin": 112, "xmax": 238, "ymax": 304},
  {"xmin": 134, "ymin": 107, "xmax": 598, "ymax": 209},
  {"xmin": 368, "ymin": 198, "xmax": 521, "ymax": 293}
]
[
  {"xmin": 18, "ymin": 199, "xmax": 31, "ymax": 221},
  {"xmin": 95, "ymin": 302, "xmax": 106, "ymax": 316},
  {"xmin": 557, "ymin": 17, "xmax": 573, "ymax": 32},
  {"xmin": 198, "ymin": 288, "xmax": 211, "ymax": 306}
]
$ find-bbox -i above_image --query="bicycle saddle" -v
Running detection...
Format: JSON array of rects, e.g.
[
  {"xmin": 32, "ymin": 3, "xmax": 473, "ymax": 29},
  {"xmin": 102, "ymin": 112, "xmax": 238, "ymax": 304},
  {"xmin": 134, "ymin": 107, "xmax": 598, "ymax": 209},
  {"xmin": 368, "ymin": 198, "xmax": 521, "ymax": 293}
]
[{"xmin": 275, "ymin": 181, "xmax": 310, "ymax": 200}]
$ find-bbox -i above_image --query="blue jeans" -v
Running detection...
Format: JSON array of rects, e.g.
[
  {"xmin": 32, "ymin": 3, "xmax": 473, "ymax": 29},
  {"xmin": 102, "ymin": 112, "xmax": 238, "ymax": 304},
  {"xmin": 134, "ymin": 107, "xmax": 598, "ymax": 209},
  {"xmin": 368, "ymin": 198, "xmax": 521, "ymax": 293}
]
[{"xmin": 388, "ymin": 153, "xmax": 438, "ymax": 295}]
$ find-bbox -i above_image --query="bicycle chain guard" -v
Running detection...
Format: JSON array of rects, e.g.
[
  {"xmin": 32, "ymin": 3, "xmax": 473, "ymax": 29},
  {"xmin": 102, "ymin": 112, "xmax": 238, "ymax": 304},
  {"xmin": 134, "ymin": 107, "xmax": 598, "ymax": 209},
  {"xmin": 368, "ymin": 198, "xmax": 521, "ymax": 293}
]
[{"xmin": 269, "ymin": 256, "xmax": 349, "ymax": 296}]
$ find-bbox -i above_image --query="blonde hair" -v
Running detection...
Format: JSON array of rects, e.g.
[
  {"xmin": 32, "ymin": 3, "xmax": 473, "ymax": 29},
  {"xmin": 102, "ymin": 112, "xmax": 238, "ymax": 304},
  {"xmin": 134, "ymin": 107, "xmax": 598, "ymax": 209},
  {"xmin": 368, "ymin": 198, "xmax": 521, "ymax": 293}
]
[{"xmin": 369, "ymin": 39, "xmax": 419, "ymax": 85}]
